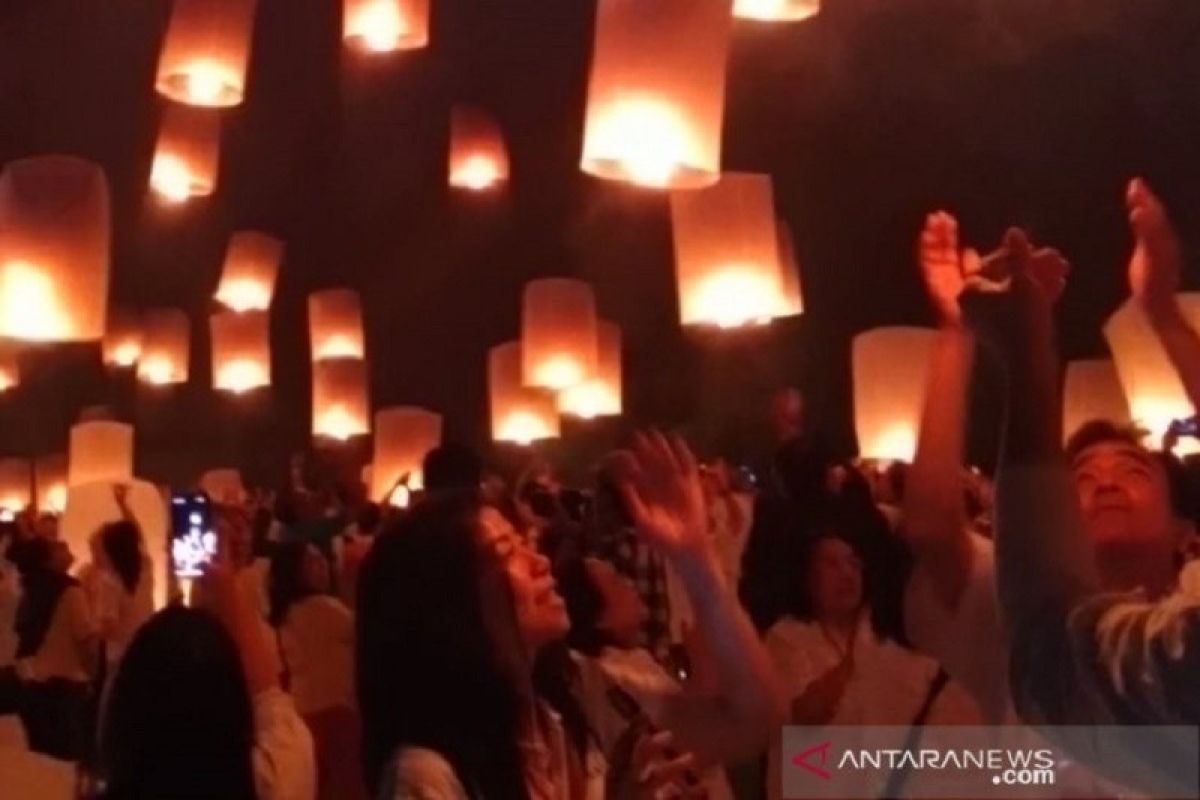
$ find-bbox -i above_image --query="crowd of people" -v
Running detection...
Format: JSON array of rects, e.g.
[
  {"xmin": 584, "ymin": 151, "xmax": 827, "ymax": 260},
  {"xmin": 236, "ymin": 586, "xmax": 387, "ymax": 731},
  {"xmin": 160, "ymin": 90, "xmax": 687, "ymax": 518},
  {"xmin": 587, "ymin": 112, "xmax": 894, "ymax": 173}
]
[{"xmin": 0, "ymin": 178, "xmax": 1197, "ymax": 799}]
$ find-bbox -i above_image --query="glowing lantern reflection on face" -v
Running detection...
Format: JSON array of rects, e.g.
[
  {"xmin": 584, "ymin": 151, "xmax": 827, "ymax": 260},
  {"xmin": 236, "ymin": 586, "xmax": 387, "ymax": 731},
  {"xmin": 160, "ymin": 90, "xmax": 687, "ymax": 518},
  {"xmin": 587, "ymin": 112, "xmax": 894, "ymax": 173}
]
[
  {"xmin": 670, "ymin": 173, "xmax": 790, "ymax": 327},
  {"xmin": 156, "ymin": 0, "xmax": 258, "ymax": 107},
  {"xmin": 734, "ymin": 0, "xmax": 820, "ymax": 22},
  {"xmin": 103, "ymin": 312, "xmax": 143, "ymax": 369},
  {"xmin": 522, "ymin": 278, "xmax": 599, "ymax": 391},
  {"xmin": 309, "ymin": 289, "xmax": 365, "ymax": 362},
  {"xmin": 371, "ymin": 407, "xmax": 442, "ymax": 500},
  {"xmin": 581, "ymin": 0, "xmax": 732, "ymax": 189},
  {"xmin": 149, "ymin": 103, "xmax": 220, "ymax": 202},
  {"xmin": 137, "ymin": 309, "xmax": 190, "ymax": 386},
  {"xmin": 449, "ymin": 107, "xmax": 509, "ymax": 191},
  {"xmin": 35, "ymin": 455, "xmax": 68, "ymax": 515},
  {"xmin": 215, "ymin": 231, "xmax": 283, "ymax": 313},
  {"xmin": 69, "ymin": 420, "xmax": 134, "ymax": 489},
  {"xmin": 343, "ymin": 0, "xmax": 430, "ymax": 52},
  {"xmin": 211, "ymin": 310, "xmax": 271, "ymax": 394},
  {"xmin": 0, "ymin": 156, "xmax": 110, "ymax": 342},
  {"xmin": 558, "ymin": 322, "xmax": 623, "ymax": 419},
  {"xmin": 1062, "ymin": 359, "xmax": 1131, "ymax": 444},
  {"xmin": 489, "ymin": 342, "xmax": 560, "ymax": 445},
  {"xmin": 312, "ymin": 358, "xmax": 370, "ymax": 441},
  {"xmin": 852, "ymin": 327, "xmax": 937, "ymax": 463},
  {"xmin": 0, "ymin": 459, "xmax": 31, "ymax": 513}
]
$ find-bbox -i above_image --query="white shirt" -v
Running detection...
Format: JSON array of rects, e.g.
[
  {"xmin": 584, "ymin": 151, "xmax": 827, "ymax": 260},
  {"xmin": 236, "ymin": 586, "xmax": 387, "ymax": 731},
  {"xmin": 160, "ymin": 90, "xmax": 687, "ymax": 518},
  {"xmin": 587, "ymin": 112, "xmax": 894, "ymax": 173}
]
[
  {"xmin": 279, "ymin": 595, "xmax": 355, "ymax": 716},
  {"xmin": 252, "ymin": 686, "xmax": 317, "ymax": 800},
  {"xmin": 17, "ymin": 585, "xmax": 94, "ymax": 684},
  {"xmin": 89, "ymin": 557, "xmax": 154, "ymax": 667}
]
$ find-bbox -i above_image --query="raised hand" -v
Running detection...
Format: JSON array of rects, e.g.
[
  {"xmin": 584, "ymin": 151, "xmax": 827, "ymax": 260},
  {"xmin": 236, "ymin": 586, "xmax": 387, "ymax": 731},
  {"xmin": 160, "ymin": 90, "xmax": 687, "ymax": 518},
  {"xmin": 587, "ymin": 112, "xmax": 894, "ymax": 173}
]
[
  {"xmin": 918, "ymin": 211, "xmax": 977, "ymax": 326},
  {"xmin": 616, "ymin": 431, "xmax": 709, "ymax": 562},
  {"xmin": 1127, "ymin": 177, "xmax": 1183, "ymax": 319}
]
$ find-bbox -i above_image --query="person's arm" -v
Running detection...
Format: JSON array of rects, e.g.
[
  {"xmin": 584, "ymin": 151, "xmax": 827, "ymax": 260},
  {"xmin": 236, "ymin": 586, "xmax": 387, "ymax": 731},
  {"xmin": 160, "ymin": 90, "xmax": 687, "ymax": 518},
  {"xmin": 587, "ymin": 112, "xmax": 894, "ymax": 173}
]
[{"xmin": 616, "ymin": 433, "xmax": 786, "ymax": 763}]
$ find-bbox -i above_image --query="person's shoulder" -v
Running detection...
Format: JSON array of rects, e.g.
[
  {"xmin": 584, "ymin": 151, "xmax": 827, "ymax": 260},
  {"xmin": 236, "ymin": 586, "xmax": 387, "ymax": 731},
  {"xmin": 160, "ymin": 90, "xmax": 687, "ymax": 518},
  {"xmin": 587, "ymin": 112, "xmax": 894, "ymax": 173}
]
[
  {"xmin": 764, "ymin": 616, "xmax": 819, "ymax": 649},
  {"xmin": 387, "ymin": 746, "xmax": 469, "ymax": 800}
]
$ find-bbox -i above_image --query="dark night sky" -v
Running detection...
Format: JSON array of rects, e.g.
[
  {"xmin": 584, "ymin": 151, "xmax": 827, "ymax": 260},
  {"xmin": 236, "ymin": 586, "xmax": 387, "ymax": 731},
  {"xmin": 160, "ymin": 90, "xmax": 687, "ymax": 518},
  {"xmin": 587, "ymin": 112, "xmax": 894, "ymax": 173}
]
[{"xmin": 1, "ymin": 0, "xmax": 1199, "ymax": 486}]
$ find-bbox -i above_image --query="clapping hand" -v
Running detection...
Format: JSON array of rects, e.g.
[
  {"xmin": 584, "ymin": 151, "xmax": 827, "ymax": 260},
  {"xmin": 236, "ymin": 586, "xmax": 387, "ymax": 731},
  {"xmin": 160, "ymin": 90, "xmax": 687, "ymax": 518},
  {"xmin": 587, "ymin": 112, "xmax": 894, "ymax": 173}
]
[
  {"xmin": 615, "ymin": 431, "xmax": 709, "ymax": 564},
  {"xmin": 1127, "ymin": 178, "xmax": 1183, "ymax": 320}
]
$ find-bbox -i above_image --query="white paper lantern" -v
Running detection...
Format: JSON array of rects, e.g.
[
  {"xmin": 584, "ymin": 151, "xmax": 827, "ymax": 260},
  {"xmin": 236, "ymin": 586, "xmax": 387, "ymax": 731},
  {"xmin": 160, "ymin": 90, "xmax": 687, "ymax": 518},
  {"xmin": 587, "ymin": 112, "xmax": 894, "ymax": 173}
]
[
  {"xmin": 558, "ymin": 321, "xmax": 623, "ymax": 419},
  {"xmin": 521, "ymin": 278, "xmax": 599, "ymax": 391},
  {"xmin": 68, "ymin": 420, "xmax": 134, "ymax": 488},
  {"xmin": 1063, "ymin": 359, "xmax": 1131, "ymax": 444},
  {"xmin": 0, "ymin": 459, "xmax": 32, "ymax": 513},
  {"xmin": 214, "ymin": 231, "xmax": 283, "ymax": 313},
  {"xmin": 852, "ymin": 327, "xmax": 937, "ymax": 462},
  {"xmin": 343, "ymin": 0, "xmax": 430, "ymax": 53},
  {"xmin": 312, "ymin": 358, "xmax": 370, "ymax": 440},
  {"xmin": 156, "ymin": 0, "xmax": 258, "ymax": 107},
  {"xmin": 489, "ymin": 341, "xmax": 559, "ymax": 444},
  {"xmin": 734, "ymin": 0, "xmax": 820, "ymax": 22},
  {"xmin": 137, "ymin": 309, "xmax": 190, "ymax": 386},
  {"xmin": 371, "ymin": 407, "xmax": 442, "ymax": 499},
  {"xmin": 309, "ymin": 289, "xmax": 365, "ymax": 362},
  {"xmin": 210, "ymin": 310, "xmax": 271, "ymax": 394}
]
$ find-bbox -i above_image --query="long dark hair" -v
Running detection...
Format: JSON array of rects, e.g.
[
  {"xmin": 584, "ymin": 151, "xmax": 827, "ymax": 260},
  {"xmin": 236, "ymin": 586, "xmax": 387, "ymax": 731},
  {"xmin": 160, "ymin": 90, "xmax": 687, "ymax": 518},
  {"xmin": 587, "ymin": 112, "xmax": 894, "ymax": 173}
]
[
  {"xmin": 102, "ymin": 606, "xmax": 256, "ymax": 800},
  {"xmin": 9, "ymin": 537, "xmax": 77, "ymax": 658},
  {"xmin": 100, "ymin": 520, "xmax": 143, "ymax": 594},
  {"xmin": 268, "ymin": 540, "xmax": 318, "ymax": 628},
  {"xmin": 357, "ymin": 493, "xmax": 590, "ymax": 798}
]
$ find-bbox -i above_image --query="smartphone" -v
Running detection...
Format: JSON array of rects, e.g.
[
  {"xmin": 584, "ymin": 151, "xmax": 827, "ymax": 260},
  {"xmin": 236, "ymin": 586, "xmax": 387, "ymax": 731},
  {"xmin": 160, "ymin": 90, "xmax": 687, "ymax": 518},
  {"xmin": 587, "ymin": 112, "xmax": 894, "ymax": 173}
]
[
  {"xmin": 170, "ymin": 491, "xmax": 216, "ymax": 578},
  {"xmin": 1170, "ymin": 417, "xmax": 1200, "ymax": 438}
]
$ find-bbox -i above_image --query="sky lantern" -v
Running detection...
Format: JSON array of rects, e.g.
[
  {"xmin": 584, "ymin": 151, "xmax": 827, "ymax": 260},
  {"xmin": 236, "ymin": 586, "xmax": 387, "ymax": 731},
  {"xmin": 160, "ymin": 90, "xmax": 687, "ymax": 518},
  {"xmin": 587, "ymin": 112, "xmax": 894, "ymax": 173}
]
[
  {"xmin": 558, "ymin": 321, "xmax": 623, "ymax": 419},
  {"xmin": 312, "ymin": 357, "xmax": 370, "ymax": 441},
  {"xmin": 149, "ymin": 102, "xmax": 220, "ymax": 203},
  {"xmin": 371, "ymin": 406, "xmax": 443, "ymax": 499},
  {"xmin": 68, "ymin": 420, "xmax": 134, "ymax": 488},
  {"xmin": 35, "ymin": 454, "xmax": 68, "ymax": 515},
  {"xmin": 0, "ymin": 345, "xmax": 18, "ymax": 392},
  {"xmin": 137, "ymin": 309, "xmax": 190, "ymax": 386},
  {"xmin": 215, "ymin": 231, "xmax": 283, "ymax": 313},
  {"xmin": 156, "ymin": 0, "xmax": 258, "ymax": 107},
  {"xmin": 775, "ymin": 220, "xmax": 805, "ymax": 317},
  {"xmin": 0, "ymin": 459, "xmax": 32, "ymax": 513},
  {"xmin": 448, "ymin": 106, "xmax": 509, "ymax": 191},
  {"xmin": 489, "ymin": 341, "xmax": 560, "ymax": 445},
  {"xmin": 734, "ymin": 0, "xmax": 820, "ymax": 22},
  {"xmin": 0, "ymin": 156, "xmax": 110, "ymax": 342},
  {"xmin": 1063, "ymin": 359, "xmax": 1130, "ymax": 444},
  {"xmin": 581, "ymin": 0, "xmax": 732, "ymax": 189},
  {"xmin": 521, "ymin": 278, "xmax": 599, "ymax": 391},
  {"xmin": 211, "ymin": 310, "xmax": 271, "ymax": 394},
  {"xmin": 670, "ymin": 173, "xmax": 791, "ymax": 328},
  {"xmin": 309, "ymin": 289, "xmax": 365, "ymax": 361},
  {"xmin": 343, "ymin": 0, "xmax": 430, "ymax": 53},
  {"xmin": 852, "ymin": 326, "xmax": 936, "ymax": 463},
  {"xmin": 103, "ymin": 312, "xmax": 143, "ymax": 369}
]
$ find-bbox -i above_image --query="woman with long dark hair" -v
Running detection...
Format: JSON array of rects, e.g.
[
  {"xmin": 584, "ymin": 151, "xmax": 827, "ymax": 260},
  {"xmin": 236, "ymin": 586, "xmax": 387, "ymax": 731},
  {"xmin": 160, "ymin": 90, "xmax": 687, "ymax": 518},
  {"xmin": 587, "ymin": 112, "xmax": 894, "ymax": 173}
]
[
  {"xmin": 358, "ymin": 432, "xmax": 784, "ymax": 799},
  {"xmin": 91, "ymin": 518, "xmax": 154, "ymax": 670}
]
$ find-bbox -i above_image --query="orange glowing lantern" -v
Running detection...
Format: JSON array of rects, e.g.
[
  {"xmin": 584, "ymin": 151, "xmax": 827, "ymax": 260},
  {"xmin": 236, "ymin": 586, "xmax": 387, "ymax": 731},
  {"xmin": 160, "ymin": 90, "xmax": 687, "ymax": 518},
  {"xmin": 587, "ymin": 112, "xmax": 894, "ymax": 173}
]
[
  {"xmin": 448, "ymin": 106, "xmax": 509, "ymax": 191},
  {"xmin": 734, "ymin": 0, "xmax": 820, "ymax": 22},
  {"xmin": 211, "ymin": 310, "xmax": 271, "ymax": 394},
  {"xmin": 309, "ymin": 289, "xmax": 365, "ymax": 361},
  {"xmin": 775, "ymin": 220, "xmax": 805, "ymax": 317},
  {"xmin": 68, "ymin": 420, "xmax": 134, "ymax": 488},
  {"xmin": 1063, "ymin": 359, "xmax": 1130, "ymax": 443},
  {"xmin": 0, "ymin": 345, "xmax": 18, "ymax": 392},
  {"xmin": 103, "ymin": 312, "xmax": 143, "ymax": 369},
  {"xmin": 149, "ymin": 103, "xmax": 220, "ymax": 202},
  {"xmin": 35, "ymin": 455, "xmax": 68, "ymax": 515},
  {"xmin": 0, "ymin": 459, "xmax": 32, "ymax": 513},
  {"xmin": 0, "ymin": 156, "xmax": 110, "ymax": 342},
  {"xmin": 670, "ymin": 173, "xmax": 791, "ymax": 327},
  {"xmin": 490, "ymin": 341, "xmax": 560, "ymax": 445},
  {"xmin": 312, "ymin": 358, "xmax": 370, "ymax": 441},
  {"xmin": 522, "ymin": 278, "xmax": 599, "ymax": 391},
  {"xmin": 559, "ymin": 321, "xmax": 623, "ymax": 419},
  {"xmin": 581, "ymin": 0, "xmax": 732, "ymax": 188},
  {"xmin": 215, "ymin": 231, "xmax": 283, "ymax": 313},
  {"xmin": 155, "ymin": 0, "xmax": 258, "ymax": 107},
  {"xmin": 137, "ymin": 309, "xmax": 190, "ymax": 386},
  {"xmin": 371, "ymin": 406, "xmax": 443, "ymax": 499},
  {"xmin": 344, "ymin": 0, "xmax": 430, "ymax": 53},
  {"xmin": 852, "ymin": 327, "xmax": 936, "ymax": 463}
]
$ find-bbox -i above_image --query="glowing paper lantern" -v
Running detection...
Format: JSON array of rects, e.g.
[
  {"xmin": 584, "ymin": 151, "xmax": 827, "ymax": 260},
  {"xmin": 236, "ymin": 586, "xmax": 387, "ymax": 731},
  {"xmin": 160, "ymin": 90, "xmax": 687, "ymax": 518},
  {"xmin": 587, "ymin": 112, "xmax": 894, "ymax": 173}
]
[
  {"xmin": 103, "ymin": 312, "xmax": 143, "ymax": 369},
  {"xmin": 775, "ymin": 220, "xmax": 805, "ymax": 317},
  {"xmin": 155, "ymin": 0, "xmax": 258, "ymax": 107},
  {"xmin": 852, "ymin": 327, "xmax": 937, "ymax": 463},
  {"xmin": 309, "ymin": 289, "xmax": 365, "ymax": 361},
  {"xmin": 670, "ymin": 173, "xmax": 791, "ymax": 327},
  {"xmin": 35, "ymin": 455, "xmax": 68, "ymax": 515},
  {"xmin": 581, "ymin": 0, "xmax": 732, "ymax": 189},
  {"xmin": 1062, "ymin": 359, "xmax": 1131, "ymax": 444},
  {"xmin": 370, "ymin": 407, "xmax": 443, "ymax": 499},
  {"xmin": 138, "ymin": 309, "xmax": 190, "ymax": 386},
  {"xmin": 343, "ymin": 0, "xmax": 430, "ymax": 53},
  {"xmin": 312, "ymin": 358, "xmax": 370, "ymax": 441},
  {"xmin": 522, "ymin": 278, "xmax": 599, "ymax": 391},
  {"xmin": 214, "ymin": 231, "xmax": 283, "ymax": 312},
  {"xmin": 0, "ymin": 156, "xmax": 110, "ymax": 342},
  {"xmin": 149, "ymin": 103, "xmax": 220, "ymax": 202},
  {"xmin": 0, "ymin": 346, "xmax": 18, "ymax": 392},
  {"xmin": 68, "ymin": 420, "xmax": 134, "ymax": 488},
  {"xmin": 489, "ymin": 342, "xmax": 560, "ymax": 445},
  {"xmin": 559, "ymin": 321, "xmax": 623, "ymax": 419},
  {"xmin": 734, "ymin": 0, "xmax": 820, "ymax": 22},
  {"xmin": 448, "ymin": 107, "xmax": 509, "ymax": 191},
  {"xmin": 210, "ymin": 310, "xmax": 271, "ymax": 393},
  {"xmin": 0, "ymin": 459, "xmax": 32, "ymax": 513}
]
